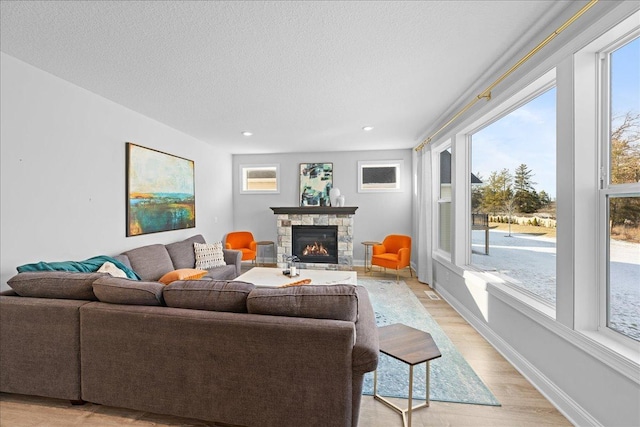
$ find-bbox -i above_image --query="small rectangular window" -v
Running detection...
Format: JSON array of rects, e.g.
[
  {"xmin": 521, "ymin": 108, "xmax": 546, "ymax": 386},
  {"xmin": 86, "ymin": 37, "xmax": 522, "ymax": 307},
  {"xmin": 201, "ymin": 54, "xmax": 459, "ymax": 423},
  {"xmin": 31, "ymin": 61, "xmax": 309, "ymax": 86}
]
[
  {"xmin": 240, "ymin": 164, "xmax": 280, "ymax": 194},
  {"xmin": 358, "ymin": 160, "xmax": 402, "ymax": 192}
]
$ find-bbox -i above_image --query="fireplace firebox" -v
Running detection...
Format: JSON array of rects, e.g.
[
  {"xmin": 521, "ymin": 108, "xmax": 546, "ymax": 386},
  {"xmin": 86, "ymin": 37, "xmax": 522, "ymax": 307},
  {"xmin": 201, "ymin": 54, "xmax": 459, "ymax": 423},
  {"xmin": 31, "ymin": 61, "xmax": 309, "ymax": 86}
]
[{"xmin": 292, "ymin": 225, "xmax": 338, "ymax": 264}]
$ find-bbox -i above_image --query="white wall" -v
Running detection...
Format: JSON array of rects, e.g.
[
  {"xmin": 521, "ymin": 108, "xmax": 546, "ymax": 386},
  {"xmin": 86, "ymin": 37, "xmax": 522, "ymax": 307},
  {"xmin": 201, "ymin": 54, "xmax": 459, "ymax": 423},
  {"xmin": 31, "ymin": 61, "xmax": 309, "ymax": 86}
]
[
  {"xmin": 0, "ymin": 53, "xmax": 234, "ymax": 290},
  {"xmin": 232, "ymin": 150, "xmax": 413, "ymax": 266}
]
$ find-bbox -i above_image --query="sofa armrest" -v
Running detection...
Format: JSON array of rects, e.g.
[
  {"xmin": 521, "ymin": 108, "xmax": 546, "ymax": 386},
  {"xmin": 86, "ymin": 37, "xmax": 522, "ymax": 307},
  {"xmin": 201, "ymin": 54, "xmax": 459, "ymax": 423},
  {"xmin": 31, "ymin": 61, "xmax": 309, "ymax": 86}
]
[
  {"xmin": 223, "ymin": 249, "xmax": 242, "ymax": 277},
  {"xmin": 352, "ymin": 286, "xmax": 379, "ymax": 374}
]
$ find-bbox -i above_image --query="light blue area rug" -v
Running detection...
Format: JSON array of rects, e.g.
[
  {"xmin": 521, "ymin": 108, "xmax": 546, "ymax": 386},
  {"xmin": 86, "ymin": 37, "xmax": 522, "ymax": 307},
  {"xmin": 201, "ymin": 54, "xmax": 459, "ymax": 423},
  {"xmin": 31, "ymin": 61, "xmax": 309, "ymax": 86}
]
[{"xmin": 359, "ymin": 279, "xmax": 500, "ymax": 406}]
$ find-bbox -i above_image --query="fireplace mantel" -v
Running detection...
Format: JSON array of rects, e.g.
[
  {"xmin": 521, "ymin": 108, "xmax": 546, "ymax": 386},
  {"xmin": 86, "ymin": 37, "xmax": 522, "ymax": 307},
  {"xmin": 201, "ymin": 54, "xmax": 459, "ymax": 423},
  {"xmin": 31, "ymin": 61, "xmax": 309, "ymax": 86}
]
[{"xmin": 270, "ymin": 206, "xmax": 358, "ymax": 215}]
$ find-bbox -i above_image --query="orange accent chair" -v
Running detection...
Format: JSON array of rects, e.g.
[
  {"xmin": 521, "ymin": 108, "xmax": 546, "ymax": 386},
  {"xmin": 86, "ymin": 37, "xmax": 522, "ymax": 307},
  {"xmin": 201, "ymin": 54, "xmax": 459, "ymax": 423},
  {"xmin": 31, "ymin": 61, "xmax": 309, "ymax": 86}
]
[
  {"xmin": 371, "ymin": 234, "xmax": 412, "ymax": 281},
  {"xmin": 225, "ymin": 231, "xmax": 257, "ymax": 263}
]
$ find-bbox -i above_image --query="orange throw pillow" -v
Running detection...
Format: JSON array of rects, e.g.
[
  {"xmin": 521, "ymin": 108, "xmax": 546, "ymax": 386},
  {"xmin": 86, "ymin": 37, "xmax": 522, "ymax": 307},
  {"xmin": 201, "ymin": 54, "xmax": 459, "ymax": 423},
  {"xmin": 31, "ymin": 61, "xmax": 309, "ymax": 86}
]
[{"xmin": 159, "ymin": 269, "xmax": 208, "ymax": 285}]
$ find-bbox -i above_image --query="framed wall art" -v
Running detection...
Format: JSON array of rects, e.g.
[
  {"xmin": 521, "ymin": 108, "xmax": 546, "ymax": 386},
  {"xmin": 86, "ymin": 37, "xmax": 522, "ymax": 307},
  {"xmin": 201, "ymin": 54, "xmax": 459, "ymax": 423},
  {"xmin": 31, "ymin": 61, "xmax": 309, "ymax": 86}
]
[
  {"xmin": 299, "ymin": 163, "xmax": 333, "ymax": 206},
  {"xmin": 357, "ymin": 160, "xmax": 403, "ymax": 192},
  {"xmin": 126, "ymin": 142, "xmax": 195, "ymax": 236}
]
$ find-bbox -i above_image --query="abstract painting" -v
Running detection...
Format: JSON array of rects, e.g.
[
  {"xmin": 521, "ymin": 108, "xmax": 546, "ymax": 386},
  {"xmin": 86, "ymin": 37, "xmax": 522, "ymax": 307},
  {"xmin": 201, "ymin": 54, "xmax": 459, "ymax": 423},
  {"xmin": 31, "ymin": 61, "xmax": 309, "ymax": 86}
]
[
  {"xmin": 126, "ymin": 143, "xmax": 195, "ymax": 236},
  {"xmin": 299, "ymin": 163, "xmax": 332, "ymax": 206}
]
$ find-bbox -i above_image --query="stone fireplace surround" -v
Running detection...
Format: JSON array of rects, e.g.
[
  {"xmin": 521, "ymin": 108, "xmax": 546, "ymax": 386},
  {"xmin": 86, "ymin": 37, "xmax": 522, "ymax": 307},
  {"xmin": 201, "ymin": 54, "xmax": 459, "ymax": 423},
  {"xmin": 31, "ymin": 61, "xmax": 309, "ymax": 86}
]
[{"xmin": 271, "ymin": 207, "xmax": 357, "ymax": 271}]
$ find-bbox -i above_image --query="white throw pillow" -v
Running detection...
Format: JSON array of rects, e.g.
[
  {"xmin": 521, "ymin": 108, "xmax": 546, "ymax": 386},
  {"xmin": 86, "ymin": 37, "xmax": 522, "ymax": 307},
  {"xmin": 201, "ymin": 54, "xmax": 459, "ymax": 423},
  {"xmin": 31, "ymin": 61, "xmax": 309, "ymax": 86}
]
[
  {"xmin": 194, "ymin": 242, "xmax": 226, "ymax": 269},
  {"xmin": 97, "ymin": 261, "xmax": 128, "ymax": 278}
]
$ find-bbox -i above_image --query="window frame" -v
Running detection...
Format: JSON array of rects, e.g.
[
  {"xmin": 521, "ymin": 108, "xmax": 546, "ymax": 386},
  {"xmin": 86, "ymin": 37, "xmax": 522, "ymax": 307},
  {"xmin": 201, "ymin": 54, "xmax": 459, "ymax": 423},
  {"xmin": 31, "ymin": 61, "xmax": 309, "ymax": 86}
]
[
  {"xmin": 597, "ymin": 30, "xmax": 640, "ymax": 345},
  {"xmin": 239, "ymin": 164, "xmax": 280, "ymax": 194},
  {"xmin": 357, "ymin": 160, "xmax": 403, "ymax": 193},
  {"xmin": 462, "ymin": 71, "xmax": 558, "ymax": 309},
  {"xmin": 435, "ymin": 145, "xmax": 453, "ymax": 256}
]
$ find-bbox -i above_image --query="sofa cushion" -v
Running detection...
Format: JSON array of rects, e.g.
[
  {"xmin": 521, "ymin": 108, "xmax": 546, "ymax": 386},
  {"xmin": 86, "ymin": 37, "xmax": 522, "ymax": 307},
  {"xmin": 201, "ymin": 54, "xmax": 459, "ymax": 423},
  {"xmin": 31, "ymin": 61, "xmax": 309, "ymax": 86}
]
[
  {"xmin": 112, "ymin": 254, "xmax": 132, "ymax": 270},
  {"xmin": 92, "ymin": 277, "xmax": 164, "ymax": 306},
  {"xmin": 7, "ymin": 271, "xmax": 102, "ymax": 300},
  {"xmin": 165, "ymin": 234, "xmax": 206, "ymax": 269},
  {"xmin": 194, "ymin": 242, "xmax": 226, "ymax": 269},
  {"xmin": 122, "ymin": 244, "xmax": 174, "ymax": 281},
  {"xmin": 203, "ymin": 264, "xmax": 237, "ymax": 281},
  {"xmin": 246, "ymin": 284, "xmax": 358, "ymax": 321},
  {"xmin": 163, "ymin": 280, "xmax": 255, "ymax": 312},
  {"xmin": 158, "ymin": 269, "xmax": 208, "ymax": 285}
]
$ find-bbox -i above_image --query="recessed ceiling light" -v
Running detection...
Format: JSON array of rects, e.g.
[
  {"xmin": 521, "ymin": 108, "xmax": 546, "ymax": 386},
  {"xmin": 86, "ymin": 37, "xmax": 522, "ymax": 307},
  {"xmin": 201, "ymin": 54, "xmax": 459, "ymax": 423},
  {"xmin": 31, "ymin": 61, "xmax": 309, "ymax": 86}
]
[
  {"xmin": 362, "ymin": 126, "xmax": 374, "ymax": 131},
  {"xmin": 241, "ymin": 131, "xmax": 253, "ymax": 137}
]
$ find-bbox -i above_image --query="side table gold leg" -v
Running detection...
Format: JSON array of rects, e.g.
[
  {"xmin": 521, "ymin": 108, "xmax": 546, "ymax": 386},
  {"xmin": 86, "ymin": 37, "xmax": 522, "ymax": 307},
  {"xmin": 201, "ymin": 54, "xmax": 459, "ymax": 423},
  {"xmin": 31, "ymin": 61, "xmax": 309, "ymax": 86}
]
[
  {"xmin": 373, "ymin": 369, "xmax": 377, "ymax": 396},
  {"xmin": 407, "ymin": 365, "xmax": 414, "ymax": 427},
  {"xmin": 426, "ymin": 361, "xmax": 430, "ymax": 407}
]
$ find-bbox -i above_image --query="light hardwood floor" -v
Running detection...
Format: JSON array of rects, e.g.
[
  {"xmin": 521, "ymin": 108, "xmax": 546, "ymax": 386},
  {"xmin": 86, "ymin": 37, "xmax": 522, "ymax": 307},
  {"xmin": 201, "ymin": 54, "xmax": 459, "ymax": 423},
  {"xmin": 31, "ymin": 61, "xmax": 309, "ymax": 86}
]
[{"xmin": 0, "ymin": 266, "xmax": 571, "ymax": 427}]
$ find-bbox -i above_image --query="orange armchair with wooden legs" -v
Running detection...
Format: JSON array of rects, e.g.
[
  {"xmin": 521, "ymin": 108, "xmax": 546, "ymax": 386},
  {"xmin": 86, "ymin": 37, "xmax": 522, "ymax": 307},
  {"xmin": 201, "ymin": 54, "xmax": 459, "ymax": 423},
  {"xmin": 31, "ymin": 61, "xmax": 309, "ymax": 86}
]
[
  {"xmin": 225, "ymin": 231, "xmax": 257, "ymax": 263},
  {"xmin": 371, "ymin": 234, "xmax": 412, "ymax": 281}
]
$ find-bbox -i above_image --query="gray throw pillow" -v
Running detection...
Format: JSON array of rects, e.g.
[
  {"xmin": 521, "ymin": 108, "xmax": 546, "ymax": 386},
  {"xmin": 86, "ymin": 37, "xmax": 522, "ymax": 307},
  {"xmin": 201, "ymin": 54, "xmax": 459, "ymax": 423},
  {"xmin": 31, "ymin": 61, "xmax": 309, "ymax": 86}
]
[
  {"xmin": 7, "ymin": 271, "xmax": 102, "ymax": 300},
  {"xmin": 163, "ymin": 280, "xmax": 255, "ymax": 312},
  {"xmin": 246, "ymin": 284, "xmax": 358, "ymax": 321},
  {"xmin": 92, "ymin": 277, "xmax": 165, "ymax": 306}
]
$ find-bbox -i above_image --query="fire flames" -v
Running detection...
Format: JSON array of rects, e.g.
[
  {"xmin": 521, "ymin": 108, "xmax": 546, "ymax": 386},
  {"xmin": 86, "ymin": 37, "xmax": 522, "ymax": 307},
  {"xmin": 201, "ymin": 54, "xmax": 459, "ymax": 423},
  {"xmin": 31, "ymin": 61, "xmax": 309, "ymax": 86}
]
[{"xmin": 302, "ymin": 242, "xmax": 329, "ymax": 256}]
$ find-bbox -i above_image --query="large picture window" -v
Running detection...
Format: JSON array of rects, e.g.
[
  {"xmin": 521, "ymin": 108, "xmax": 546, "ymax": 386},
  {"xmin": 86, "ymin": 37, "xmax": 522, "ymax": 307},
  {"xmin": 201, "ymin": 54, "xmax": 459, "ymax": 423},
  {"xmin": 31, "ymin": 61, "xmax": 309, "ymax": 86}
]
[
  {"xmin": 470, "ymin": 87, "xmax": 557, "ymax": 304},
  {"xmin": 601, "ymin": 35, "xmax": 639, "ymax": 342}
]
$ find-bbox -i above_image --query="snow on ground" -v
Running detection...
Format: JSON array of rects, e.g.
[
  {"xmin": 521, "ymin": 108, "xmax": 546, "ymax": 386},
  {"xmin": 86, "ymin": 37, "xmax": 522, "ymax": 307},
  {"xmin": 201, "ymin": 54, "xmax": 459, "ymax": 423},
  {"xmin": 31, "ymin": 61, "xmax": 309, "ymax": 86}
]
[{"xmin": 471, "ymin": 229, "xmax": 639, "ymax": 340}]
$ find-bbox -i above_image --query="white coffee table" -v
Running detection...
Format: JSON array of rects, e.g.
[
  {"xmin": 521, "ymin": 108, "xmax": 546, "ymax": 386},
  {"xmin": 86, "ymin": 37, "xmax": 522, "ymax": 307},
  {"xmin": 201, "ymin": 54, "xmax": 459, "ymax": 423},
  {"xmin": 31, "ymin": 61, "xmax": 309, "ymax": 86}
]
[{"xmin": 235, "ymin": 267, "xmax": 357, "ymax": 287}]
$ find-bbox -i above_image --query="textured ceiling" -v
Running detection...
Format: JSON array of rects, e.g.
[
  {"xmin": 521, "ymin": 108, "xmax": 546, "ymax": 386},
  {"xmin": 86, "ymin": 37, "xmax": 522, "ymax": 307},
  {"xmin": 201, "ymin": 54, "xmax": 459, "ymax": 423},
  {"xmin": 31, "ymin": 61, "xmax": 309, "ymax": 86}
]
[{"xmin": 0, "ymin": 1, "xmax": 574, "ymax": 153}]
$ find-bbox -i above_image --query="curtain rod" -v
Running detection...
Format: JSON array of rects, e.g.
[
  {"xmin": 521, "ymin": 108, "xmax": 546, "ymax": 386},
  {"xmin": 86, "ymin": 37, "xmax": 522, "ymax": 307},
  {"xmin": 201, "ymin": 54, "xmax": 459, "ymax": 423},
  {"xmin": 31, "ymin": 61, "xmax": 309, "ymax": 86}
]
[{"xmin": 414, "ymin": 0, "xmax": 599, "ymax": 152}]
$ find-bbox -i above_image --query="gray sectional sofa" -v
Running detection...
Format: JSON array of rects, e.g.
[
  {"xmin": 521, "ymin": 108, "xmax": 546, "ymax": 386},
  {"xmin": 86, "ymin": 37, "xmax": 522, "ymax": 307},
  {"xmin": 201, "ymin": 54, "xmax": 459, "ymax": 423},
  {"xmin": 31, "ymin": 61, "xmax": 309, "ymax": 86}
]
[{"xmin": 0, "ymin": 234, "xmax": 379, "ymax": 427}]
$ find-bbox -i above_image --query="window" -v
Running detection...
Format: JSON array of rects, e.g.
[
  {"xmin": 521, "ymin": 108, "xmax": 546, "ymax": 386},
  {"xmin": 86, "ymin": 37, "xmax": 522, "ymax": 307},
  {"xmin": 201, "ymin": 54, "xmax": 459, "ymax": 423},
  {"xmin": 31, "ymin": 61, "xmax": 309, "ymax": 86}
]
[
  {"xmin": 240, "ymin": 164, "xmax": 280, "ymax": 194},
  {"xmin": 358, "ymin": 160, "xmax": 402, "ymax": 192},
  {"xmin": 438, "ymin": 148, "xmax": 452, "ymax": 254},
  {"xmin": 600, "ymin": 35, "xmax": 640, "ymax": 342},
  {"xmin": 470, "ymin": 87, "xmax": 557, "ymax": 305}
]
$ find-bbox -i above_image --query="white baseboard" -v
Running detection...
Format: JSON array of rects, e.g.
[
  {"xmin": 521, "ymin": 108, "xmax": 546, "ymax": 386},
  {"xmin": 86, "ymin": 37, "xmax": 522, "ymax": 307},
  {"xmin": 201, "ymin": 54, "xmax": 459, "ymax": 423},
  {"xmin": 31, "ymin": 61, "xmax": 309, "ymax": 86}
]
[{"xmin": 436, "ymin": 284, "xmax": 602, "ymax": 427}]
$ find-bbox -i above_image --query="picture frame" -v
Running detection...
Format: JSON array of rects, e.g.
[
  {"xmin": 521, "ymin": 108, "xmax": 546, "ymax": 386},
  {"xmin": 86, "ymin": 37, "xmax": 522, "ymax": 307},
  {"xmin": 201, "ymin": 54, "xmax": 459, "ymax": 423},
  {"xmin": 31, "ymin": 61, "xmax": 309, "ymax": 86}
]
[
  {"xmin": 357, "ymin": 160, "xmax": 403, "ymax": 192},
  {"xmin": 126, "ymin": 142, "xmax": 195, "ymax": 236},
  {"xmin": 239, "ymin": 164, "xmax": 280, "ymax": 194},
  {"xmin": 299, "ymin": 163, "xmax": 333, "ymax": 206}
]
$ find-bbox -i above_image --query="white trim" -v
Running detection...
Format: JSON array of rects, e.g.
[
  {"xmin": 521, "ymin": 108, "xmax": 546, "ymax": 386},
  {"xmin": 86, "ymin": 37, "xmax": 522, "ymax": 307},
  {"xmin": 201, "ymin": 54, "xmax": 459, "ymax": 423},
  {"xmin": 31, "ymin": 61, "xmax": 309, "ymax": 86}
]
[
  {"xmin": 437, "ymin": 284, "xmax": 605, "ymax": 427},
  {"xmin": 484, "ymin": 279, "xmax": 640, "ymax": 384}
]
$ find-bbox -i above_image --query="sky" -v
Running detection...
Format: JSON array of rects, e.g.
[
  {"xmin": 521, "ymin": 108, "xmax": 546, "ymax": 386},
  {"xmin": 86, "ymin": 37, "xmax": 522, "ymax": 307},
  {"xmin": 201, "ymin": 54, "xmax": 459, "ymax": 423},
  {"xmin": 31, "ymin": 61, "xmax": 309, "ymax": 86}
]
[
  {"xmin": 611, "ymin": 36, "xmax": 639, "ymax": 123},
  {"xmin": 471, "ymin": 36, "xmax": 639, "ymax": 200},
  {"xmin": 472, "ymin": 87, "xmax": 557, "ymax": 198}
]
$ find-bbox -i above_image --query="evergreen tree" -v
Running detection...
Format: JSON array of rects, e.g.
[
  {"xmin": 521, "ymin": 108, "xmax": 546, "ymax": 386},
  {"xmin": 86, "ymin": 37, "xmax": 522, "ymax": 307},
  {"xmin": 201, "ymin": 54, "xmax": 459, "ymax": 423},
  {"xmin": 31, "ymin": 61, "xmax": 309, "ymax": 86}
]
[
  {"xmin": 538, "ymin": 190, "xmax": 551, "ymax": 208},
  {"xmin": 513, "ymin": 163, "xmax": 541, "ymax": 213},
  {"xmin": 481, "ymin": 169, "xmax": 514, "ymax": 215},
  {"xmin": 471, "ymin": 172, "xmax": 484, "ymax": 212}
]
